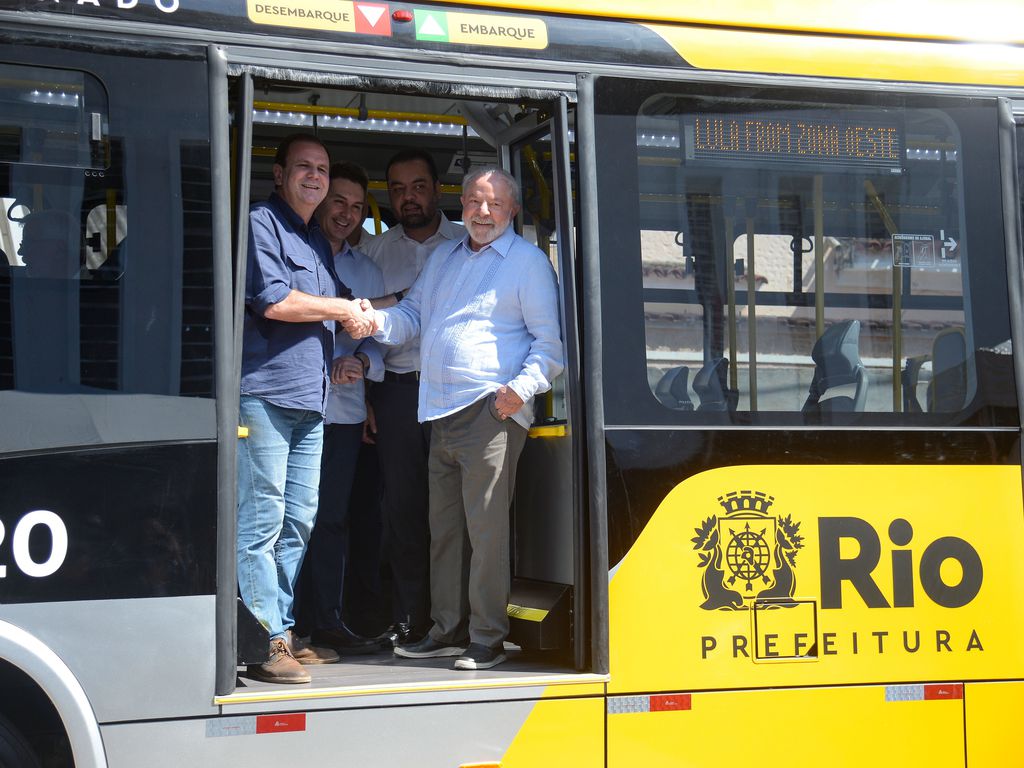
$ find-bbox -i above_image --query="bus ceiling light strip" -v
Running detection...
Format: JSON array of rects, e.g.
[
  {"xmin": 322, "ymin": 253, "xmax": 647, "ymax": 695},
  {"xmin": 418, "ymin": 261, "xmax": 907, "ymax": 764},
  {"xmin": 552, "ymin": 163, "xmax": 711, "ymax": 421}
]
[
  {"xmin": 252, "ymin": 110, "xmax": 479, "ymax": 137},
  {"xmin": 23, "ymin": 90, "xmax": 80, "ymax": 107}
]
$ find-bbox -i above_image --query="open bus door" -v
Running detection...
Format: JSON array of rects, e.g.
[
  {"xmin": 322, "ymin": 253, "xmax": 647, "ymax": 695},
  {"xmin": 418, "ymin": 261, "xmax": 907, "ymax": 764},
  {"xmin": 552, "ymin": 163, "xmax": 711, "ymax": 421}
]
[
  {"xmin": 220, "ymin": 68, "xmax": 599, "ymax": 693},
  {"xmin": 492, "ymin": 96, "xmax": 589, "ymax": 669}
]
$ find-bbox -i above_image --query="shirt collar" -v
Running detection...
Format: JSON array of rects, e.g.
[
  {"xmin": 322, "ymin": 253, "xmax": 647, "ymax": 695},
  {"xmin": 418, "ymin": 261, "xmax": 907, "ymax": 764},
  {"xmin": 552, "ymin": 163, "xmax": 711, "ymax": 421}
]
[
  {"xmin": 268, "ymin": 191, "xmax": 317, "ymax": 233},
  {"xmin": 400, "ymin": 212, "xmax": 460, "ymax": 246},
  {"xmin": 460, "ymin": 223, "xmax": 517, "ymax": 259},
  {"xmin": 437, "ymin": 213, "xmax": 463, "ymax": 241},
  {"xmin": 333, "ymin": 240, "xmax": 354, "ymax": 260}
]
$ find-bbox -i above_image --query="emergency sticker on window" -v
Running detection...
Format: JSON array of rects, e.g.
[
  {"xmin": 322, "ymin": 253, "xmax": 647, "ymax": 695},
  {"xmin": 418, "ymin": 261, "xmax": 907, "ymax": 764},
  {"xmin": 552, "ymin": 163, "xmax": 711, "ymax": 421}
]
[{"xmin": 892, "ymin": 234, "xmax": 934, "ymax": 268}]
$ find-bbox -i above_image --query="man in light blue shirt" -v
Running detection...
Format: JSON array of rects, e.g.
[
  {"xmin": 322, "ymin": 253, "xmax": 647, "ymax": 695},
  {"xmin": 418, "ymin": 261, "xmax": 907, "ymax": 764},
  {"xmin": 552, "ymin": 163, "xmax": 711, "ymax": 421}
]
[
  {"xmin": 367, "ymin": 166, "xmax": 562, "ymax": 670},
  {"xmin": 295, "ymin": 162, "xmax": 386, "ymax": 656}
]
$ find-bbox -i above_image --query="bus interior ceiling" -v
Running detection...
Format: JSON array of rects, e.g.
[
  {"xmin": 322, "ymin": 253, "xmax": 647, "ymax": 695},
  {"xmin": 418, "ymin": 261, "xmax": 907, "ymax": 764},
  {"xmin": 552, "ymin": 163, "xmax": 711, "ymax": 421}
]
[{"xmin": 243, "ymin": 82, "xmax": 540, "ymax": 221}]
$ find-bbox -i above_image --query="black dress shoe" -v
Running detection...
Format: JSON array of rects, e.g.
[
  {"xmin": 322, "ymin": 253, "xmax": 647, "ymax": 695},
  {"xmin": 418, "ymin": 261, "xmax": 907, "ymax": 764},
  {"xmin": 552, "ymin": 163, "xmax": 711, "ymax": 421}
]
[
  {"xmin": 310, "ymin": 623, "xmax": 385, "ymax": 655},
  {"xmin": 375, "ymin": 622, "xmax": 428, "ymax": 647}
]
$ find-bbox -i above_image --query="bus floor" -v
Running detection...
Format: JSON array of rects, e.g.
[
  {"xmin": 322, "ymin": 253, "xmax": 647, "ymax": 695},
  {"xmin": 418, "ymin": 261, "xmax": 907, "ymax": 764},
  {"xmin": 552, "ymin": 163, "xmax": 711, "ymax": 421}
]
[{"xmin": 232, "ymin": 642, "xmax": 583, "ymax": 702}]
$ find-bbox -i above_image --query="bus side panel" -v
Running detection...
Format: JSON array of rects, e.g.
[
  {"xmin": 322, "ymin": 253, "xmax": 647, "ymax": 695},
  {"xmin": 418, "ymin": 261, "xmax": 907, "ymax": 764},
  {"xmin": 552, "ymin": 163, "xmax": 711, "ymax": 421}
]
[
  {"xmin": 964, "ymin": 681, "xmax": 1024, "ymax": 765},
  {"xmin": 608, "ymin": 464, "xmax": 1024, "ymax": 693},
  {"xmin": 502, "ymin": 695, "xmax": 604, "ymax": 767},
  {"xmin": 608, "ymin": 685, "xmax": 965, "ymax": 768},
  {"xmin": 99, "ymin": 696, "xmax": 604, "ymax": 768},
  {"xmin": 0, "ymin": 596, "xmax": 219, "ymax": 721}
]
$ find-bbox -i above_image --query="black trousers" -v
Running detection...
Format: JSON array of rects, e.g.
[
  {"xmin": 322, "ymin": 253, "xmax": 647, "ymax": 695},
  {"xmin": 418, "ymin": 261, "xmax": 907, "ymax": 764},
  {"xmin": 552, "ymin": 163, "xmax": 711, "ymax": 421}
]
[
  {"xmin": 341, "ymin": 441, "xmax": 387, "ymax": 635},
  {"xmin": 368, "ymin": 378, "xmax": 432, "ymax": 634},
  {"xmin": 295, "ymin": 422, "xmax": 362, "ymax": 632}
]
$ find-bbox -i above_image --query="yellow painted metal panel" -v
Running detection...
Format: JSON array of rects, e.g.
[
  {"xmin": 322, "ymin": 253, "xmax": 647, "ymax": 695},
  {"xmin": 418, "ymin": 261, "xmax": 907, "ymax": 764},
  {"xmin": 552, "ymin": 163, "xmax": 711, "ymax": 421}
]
[
  {"xmin": 608, "ymin": 686, "xmax": 965, "ymax": 767},
  {"xmin": 502, "ymin": 696, "xmax": 604, "ymax": 767},
  {"xmin": 215, "ymin": 673, "xmax": 608, "ymax": 706},
  {"xmin": 609, "ymin": 465, "xmax": 1024, "ymax": 694},
  {"xmin": 437, "ymin": 0, "xmax": 1024, "ymax": 44},
  {"xmin": 965, "ymin": 681, "xmax": 1024, "ymax": 765},
  {"xmin": 643, "ymin": 24, "xmax": 1024, "ymax": 86}
]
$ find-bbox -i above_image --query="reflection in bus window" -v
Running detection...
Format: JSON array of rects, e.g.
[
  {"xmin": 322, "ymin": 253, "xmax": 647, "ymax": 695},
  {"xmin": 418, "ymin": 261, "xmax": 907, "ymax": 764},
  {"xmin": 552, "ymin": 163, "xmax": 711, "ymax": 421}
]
[
  {"xmin": 0, "ymin": 59, "xmax": 214, "ymax": 452},
  {"xmin": 636, "ymin": 96, "xmax": 980, "ymax": 417}
]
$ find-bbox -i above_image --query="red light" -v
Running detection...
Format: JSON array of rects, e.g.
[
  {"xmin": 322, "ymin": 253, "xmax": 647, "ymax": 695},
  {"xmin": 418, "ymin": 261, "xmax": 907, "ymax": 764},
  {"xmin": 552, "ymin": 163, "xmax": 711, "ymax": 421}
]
[
  {"xmin": 650, "ymin": 694, "xmax": 691, "ymax": 712},
  {"xmin": 393, "ymin": 9, "xmax": 413, "ymax": 22},
  {"xmin": 924, "ymin": 683, "xmax": 963, "ymax": 700},
  {"xmin": 256, "ymin": 713, "xmax": 306, "ymax": 734}
]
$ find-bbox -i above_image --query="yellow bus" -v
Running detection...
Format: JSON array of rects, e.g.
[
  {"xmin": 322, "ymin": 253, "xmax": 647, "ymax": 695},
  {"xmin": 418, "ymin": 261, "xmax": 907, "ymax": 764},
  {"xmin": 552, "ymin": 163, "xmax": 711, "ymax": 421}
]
[{"xmin": 1, "ymin": 1, "xmax": 1023, "ymax": 765}]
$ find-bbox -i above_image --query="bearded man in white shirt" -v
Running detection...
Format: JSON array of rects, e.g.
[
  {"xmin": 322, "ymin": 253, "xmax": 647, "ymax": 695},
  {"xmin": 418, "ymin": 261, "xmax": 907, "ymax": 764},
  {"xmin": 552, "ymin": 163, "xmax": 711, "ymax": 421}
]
[{"xmin": 364, "ymin": 166, "xmax": 562, "ymax": 671}]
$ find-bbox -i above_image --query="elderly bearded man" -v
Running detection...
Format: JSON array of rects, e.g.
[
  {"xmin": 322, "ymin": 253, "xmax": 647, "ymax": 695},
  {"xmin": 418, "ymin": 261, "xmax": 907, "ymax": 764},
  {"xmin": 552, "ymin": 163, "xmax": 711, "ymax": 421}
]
[{"xmin": 359, "ymin": 166, "xmax": 562, "ymax": 671}]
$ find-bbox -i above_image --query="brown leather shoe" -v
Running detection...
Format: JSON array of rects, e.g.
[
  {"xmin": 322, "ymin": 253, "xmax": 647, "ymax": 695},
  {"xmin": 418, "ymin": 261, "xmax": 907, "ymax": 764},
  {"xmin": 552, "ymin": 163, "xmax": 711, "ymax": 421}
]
[
  {"xmin": 287, "ymin": 630, "xmax": 340, "ymax": 665},
  {"xmin": 247, "ymin": 637, "xmax": 311, "ymax": 684}
]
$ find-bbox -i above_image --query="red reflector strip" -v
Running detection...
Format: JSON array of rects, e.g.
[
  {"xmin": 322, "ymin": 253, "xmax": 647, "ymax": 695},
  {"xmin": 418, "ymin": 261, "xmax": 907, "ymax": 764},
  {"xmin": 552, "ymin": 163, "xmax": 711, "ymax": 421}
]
[
  {"xmin": 256, "ymin": 713, "xmax": 306, "ymax": 734},
  {"xmin": 650, "ymin": 694, "xmax": 691, "ymax": 712},
  {"xmin": 924, "ymin": 683, "xmax": 963, "ymax": 700}
]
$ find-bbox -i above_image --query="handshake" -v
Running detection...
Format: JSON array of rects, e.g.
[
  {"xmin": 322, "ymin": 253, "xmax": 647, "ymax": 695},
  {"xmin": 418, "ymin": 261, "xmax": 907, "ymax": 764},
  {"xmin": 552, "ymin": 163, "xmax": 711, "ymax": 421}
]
[{"xmin": 340, "ymin": 298, "xmax": 378, "ymax": 339}]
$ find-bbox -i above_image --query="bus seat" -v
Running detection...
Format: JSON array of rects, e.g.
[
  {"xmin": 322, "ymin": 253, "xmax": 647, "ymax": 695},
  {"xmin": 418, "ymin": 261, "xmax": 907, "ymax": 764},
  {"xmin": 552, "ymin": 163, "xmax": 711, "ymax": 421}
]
[
  {"xmin": 654, "ymin": 366, "xmax": 693, "ymax": 410},
  {"xmin": 901, "ymin": 354, "xmax": 928, "ymax": 413},
  {"xmin": 802, "ymin": 320, "xmax": 869, "ymax": 413},
  {"xmin": 928, "ymin": 327, "xmax": 968, "ymax": 412},
  {"xmin": 694, "ymin": 357, "xmax": 735, "ymax": 411}
]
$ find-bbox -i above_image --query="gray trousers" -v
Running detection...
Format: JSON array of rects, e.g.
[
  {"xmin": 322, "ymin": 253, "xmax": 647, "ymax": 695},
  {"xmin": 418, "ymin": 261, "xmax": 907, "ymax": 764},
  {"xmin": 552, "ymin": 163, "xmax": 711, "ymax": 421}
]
[{"xmin": 427, "ymin": 396, "xmax": 527, "ymax": 648}]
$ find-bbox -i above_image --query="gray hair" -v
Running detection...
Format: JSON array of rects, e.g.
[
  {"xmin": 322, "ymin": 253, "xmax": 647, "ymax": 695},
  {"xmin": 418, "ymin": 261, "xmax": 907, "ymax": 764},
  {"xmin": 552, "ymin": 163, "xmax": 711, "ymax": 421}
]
[{"xmin": 462, "ymin": 166, "xmax": 521, "ymax": 204}]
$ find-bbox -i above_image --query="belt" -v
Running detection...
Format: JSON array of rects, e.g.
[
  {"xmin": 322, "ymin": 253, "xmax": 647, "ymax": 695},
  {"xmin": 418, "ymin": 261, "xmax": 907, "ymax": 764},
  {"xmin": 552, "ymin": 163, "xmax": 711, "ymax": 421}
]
[{"xmin": 383, "ymin": 370, "xmax": 420, "ymax": 383}]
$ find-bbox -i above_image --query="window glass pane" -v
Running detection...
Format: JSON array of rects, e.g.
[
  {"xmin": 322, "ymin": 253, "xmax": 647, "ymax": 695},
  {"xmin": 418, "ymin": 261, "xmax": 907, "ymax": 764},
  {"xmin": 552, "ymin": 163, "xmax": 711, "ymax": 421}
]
[
  {"xmin": 635, "ymin": 93, "xmax": 994, "ymax": 420},
  {"xmin": 0, "ymin": 56, "xmax": 214, "ymax": 453},
  {"xmin": 0, "ymin": 64, "xmax": 107, "ymax": 169}
]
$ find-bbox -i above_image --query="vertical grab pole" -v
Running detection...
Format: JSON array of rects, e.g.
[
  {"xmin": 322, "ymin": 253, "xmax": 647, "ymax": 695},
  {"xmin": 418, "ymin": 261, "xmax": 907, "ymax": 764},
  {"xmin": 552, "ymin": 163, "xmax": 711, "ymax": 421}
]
[
  {"xmin": 892, "ymin": 259, "xmax": 903, "ymax": 411},
  {"xmin": 814, "ymin": 175, "xmax": 825, "ymax": 340},
  {"xmin": 746, "ymin": 212, "xmax": 757, "ymax": 411},
  {"xmin": 725, "ymin": 215, "xmax": 738, "ymax": 391},
  {"xmin": 865, "ymin": 179, "xmax": 901, "ymax": 411}
]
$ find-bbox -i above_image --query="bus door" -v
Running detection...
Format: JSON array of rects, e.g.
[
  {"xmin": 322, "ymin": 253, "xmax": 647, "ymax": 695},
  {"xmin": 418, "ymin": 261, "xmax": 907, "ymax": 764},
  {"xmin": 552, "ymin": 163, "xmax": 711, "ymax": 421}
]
[
  {"xmin": 494, "ymin": 100, "xmax": 587, "ymax": 668},
  {"xmin": 593, "ymin": 75, "xmax": 1022, "ymax": 766},
  {"xmin": 200, "ymin": 65, "xmax": 607, "ymax": 765},
  {"xmin": 226, "ymin": 72, "xmax": 589, "ymax": 666}
]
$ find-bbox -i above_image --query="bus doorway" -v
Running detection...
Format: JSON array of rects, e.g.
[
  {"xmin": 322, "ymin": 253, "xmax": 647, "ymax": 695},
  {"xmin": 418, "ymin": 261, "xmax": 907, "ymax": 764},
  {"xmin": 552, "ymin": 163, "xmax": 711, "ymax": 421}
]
[{"xmin": 226, "ymin": 74, "xmax": 590, "ymax": 699}]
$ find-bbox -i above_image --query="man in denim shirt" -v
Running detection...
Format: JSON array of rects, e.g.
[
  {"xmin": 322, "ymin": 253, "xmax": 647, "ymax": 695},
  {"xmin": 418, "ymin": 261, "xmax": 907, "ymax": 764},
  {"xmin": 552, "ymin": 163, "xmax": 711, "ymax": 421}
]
[
  {"xmin": 239, "ymin": 134, "xmax": 372, "ymax": 684},
  {"xmin": 365, "ymin": 167, "xmax": 563, "ymax": 671}
]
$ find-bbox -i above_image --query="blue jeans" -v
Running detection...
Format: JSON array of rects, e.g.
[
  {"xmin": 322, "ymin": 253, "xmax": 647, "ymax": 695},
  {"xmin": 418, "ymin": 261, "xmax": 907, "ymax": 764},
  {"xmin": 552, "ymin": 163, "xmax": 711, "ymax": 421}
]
[{"xmin": 237, "ymin": 395, "xmax": 324, "ymax": 640}]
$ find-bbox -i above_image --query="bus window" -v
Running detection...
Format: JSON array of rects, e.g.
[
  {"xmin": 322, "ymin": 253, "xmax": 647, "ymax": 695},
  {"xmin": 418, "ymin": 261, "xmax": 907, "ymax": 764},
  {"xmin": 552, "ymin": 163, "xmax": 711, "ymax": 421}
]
[
  {"xmin": 0, "ymin": 63, "xmax": 108, "ymax": 170},
  {"xmin": 0, "ymin": 56, "xmax": 215, "ymax": 453},
  {"xmin": 595, "ymin": 80, "xmax": 1017, "ymax": 426}
]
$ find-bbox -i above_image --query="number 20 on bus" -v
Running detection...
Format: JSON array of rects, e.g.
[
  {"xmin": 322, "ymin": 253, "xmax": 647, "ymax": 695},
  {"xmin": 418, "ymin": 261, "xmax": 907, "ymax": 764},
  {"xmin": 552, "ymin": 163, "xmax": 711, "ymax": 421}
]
[{"xmin": 0, "ymin": 511, "xmax": 68, "ymax": 579}]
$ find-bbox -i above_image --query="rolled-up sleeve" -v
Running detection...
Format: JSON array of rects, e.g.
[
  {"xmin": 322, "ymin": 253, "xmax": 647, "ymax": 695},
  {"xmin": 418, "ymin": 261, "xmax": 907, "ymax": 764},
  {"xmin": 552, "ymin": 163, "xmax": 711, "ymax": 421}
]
[
  {"xmin": 246, "ymin": 209, "xmax": 293, "ymax": 316},
  {"xmin": 507, "ymin": 256, "xmax": 564, "ymax": 403}
]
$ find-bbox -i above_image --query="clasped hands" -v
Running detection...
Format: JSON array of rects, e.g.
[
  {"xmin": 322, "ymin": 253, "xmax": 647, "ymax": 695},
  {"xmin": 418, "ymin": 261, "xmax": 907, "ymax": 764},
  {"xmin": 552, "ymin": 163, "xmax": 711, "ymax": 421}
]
[{"xmin": 340, "ymin": 298, "xmax": 377, "ymax": 339}]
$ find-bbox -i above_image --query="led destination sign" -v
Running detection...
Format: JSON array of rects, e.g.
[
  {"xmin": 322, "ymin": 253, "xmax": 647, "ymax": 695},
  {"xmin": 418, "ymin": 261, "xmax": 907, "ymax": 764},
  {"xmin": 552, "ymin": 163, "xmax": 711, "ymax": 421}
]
[{"xmin": 682, "ymin": 111, "xmax": 904, "ymax": 173}]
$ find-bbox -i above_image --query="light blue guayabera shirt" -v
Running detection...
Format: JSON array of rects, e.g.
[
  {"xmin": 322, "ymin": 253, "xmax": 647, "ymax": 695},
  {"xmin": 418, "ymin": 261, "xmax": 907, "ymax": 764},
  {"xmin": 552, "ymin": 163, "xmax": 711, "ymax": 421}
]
[
  {"xmin": 374, "ymin": 226, "xmax": 563, "ymax": 430},
  {"xmin": 327, "ymin": 242, "xmax": 385, "ymax": 425}
]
